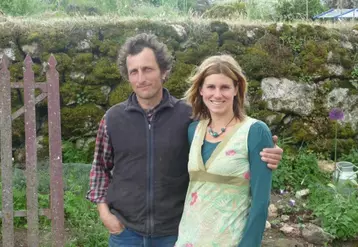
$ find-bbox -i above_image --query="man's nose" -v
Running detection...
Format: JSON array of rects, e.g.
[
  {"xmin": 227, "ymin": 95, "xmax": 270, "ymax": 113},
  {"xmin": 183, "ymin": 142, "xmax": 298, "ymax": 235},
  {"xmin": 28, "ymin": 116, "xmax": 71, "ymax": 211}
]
[{"xmin": 138, "ymin": 70, "xmax": 145, "ymax": 83}]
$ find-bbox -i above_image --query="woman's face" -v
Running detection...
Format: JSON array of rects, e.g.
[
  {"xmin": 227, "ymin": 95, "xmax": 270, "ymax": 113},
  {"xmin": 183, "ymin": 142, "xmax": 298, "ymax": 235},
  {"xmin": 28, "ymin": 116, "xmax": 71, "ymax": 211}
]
[{"xmin": 200, "ymin": 73, "xmax": 237, "ymax": 117}]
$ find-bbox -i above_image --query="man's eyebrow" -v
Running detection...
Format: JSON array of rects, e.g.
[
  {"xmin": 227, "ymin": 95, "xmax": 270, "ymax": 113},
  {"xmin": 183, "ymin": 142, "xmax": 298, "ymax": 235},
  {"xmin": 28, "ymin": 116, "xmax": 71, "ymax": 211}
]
[{"xmin": 128, "ymin": 68, "xmax": 138, "ymax": 73}]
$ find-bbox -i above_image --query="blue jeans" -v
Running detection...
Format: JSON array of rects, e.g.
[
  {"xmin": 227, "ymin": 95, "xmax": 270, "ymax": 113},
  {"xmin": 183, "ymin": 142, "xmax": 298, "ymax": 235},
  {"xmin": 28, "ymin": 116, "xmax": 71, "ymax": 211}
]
[{"xmin": 108, "ymin": 228, "xmax": 177, "ymax": 247}]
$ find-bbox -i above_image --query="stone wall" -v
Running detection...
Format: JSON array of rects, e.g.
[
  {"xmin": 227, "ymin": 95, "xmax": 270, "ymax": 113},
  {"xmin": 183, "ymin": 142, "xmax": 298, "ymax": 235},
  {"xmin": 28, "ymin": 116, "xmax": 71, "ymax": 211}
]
[{"xmin": 1, "ymin": 17, "xmax": 357, "ymax": 161}]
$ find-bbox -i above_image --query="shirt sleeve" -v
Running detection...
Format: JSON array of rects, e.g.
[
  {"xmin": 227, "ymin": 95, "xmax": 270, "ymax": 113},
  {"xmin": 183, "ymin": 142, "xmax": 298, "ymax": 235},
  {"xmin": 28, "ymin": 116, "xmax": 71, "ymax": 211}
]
[
  {"xmin": 188, "ymin": 121, "xmax": 199, "ymax": 145},
  {"xmin": 86, "ymin": 116, "xmax": 114, "ymax": 203},
  {"xmin": 238, "ymin": 121, "xmax": 274, "ymax": 247}
]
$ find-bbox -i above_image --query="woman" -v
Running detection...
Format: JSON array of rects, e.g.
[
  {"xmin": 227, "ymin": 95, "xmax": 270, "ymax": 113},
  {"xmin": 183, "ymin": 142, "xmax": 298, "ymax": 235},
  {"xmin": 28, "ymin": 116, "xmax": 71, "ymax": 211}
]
[{"xmin": 175, "ymin": 55, "xmax": 273, "ymax": 247}]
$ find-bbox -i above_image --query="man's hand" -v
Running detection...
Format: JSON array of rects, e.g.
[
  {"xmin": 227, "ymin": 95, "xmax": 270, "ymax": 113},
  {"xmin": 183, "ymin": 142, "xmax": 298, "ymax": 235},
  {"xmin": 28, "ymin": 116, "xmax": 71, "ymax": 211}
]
[
  {"xmin": 260, "ymin": 135, "xmax": 283, "ymax": 170},
  {"xmin": 98, "ymin": 203, "xmax": 125, "ymax": 234}
]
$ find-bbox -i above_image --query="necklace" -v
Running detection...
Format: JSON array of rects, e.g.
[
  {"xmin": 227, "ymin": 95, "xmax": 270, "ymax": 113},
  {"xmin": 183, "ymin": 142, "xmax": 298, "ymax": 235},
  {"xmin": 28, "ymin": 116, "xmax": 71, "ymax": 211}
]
[{"xmin": 208, "ymin": 116, "xmax": 235, "ymax": 138}]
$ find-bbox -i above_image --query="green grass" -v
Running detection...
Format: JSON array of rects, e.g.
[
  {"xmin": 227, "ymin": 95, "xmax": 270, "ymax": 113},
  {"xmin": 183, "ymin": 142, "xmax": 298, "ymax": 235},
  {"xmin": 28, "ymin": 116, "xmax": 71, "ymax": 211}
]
[{"xmin": 1, "ymin": 162, "xmax": 108, "ymax": 246}]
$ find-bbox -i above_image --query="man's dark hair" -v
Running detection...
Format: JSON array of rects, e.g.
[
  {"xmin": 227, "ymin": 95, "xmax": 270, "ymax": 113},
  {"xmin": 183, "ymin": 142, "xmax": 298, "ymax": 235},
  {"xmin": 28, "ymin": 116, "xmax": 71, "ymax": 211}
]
[{"xmin": 118, "ymin": 33, "xmax": 173, "ymax": 81}]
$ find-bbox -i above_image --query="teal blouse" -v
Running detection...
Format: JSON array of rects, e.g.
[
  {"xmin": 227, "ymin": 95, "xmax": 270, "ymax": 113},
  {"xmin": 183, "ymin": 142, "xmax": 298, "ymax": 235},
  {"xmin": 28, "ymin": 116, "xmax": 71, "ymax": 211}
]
[{"xmin": 188, "ymin": 120, "xmax": 273, "ymax": 247}]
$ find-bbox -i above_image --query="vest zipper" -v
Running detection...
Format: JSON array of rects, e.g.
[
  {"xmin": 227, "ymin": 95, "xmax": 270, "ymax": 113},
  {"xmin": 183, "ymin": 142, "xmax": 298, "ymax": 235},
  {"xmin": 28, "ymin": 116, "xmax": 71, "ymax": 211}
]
[{"xmin": 147, "ymin": 120, "xmax": 154, "ymax": 235}]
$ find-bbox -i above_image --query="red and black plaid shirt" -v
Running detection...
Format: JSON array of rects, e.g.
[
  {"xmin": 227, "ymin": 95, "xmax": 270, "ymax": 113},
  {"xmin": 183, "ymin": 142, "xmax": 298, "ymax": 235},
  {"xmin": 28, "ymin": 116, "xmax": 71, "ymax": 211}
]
[{"xmin": 86, "ymin": 117, "xmax": 113, "ymax": 203}]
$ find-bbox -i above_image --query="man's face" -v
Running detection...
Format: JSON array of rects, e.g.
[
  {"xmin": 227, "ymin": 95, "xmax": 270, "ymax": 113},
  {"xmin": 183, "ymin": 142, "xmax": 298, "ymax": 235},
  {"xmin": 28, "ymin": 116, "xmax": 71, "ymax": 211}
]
[{"xmin": 126, "ymin": 48, "xmax": 164, "ymax": 103}]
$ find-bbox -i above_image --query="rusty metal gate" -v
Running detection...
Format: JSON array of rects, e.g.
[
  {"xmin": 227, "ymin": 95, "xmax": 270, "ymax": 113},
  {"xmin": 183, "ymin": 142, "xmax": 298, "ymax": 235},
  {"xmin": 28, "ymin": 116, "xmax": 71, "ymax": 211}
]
[{"xmin": 0, "ymin": 54, "xmax": 64, "ymax": 247}]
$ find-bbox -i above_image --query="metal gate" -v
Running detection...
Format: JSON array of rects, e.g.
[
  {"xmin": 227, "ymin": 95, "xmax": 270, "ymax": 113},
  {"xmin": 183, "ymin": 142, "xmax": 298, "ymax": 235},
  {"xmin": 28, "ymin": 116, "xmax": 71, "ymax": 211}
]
[{"xmin": 0, "ymin": 54, "xmax": 64, "ymax": 247}]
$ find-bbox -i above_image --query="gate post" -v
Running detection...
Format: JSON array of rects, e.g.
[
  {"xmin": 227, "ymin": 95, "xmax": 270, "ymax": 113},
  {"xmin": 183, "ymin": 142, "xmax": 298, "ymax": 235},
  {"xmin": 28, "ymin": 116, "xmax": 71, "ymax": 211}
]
[
  {"xmin": 47, "ymin": 55, "xmax": 65, "ymax": 247},
  {"xmin": 0, "ymin": 55, "xmax": 15, "ymax": 247}
]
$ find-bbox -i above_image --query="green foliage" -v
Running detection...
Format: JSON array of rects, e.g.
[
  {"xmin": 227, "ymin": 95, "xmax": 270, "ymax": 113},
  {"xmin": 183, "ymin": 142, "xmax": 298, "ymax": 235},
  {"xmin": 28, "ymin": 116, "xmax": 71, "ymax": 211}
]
[
  {"xmin": 299, "ymin": 40, "xmax": 329, "ymax": 76},
  {"xmin": 0, "ymin": 0, "xmax": 47, "ymax": 16},
  {"xmin": 340, "ymin": 148, "xmax": 358, "ymax": 165},
  {"xmin": 203, "ymin": 1, "xmax": 246, "ymax": 19},
  {"xmin": 275, "ymin": 0, "xmax": 328, "ymax": 21},
  {"xmin": 61, "ymin": 104, "xmax": 105, "ymax": 139},
  {"xmin": 272, "ymin": 151, "xmax": 331, "ymax": 191},
  {"xmin": 165, "ymin": 62, "xmax": 194, "ymax": 98},
  {"xmin": 4, "ymin": 163, "xmax": 109, "ymax": 245},
  {"xmin": 62, "ymin": 140, "xmax": 93, "ymax": 164},
  {"xmin": 176, "ymin": 32, "xmax": 219, "ymax": 65},
  {"xmin": 109, "ymin": 82, "xmax": 133, "ymax": 106},
  {"xmin": 308, "ymin": 183, "xmax": 358, "ymax": 240},
  {"xmin": 86, "ymin": 58, "xmax": 121, "ymax": 86}
]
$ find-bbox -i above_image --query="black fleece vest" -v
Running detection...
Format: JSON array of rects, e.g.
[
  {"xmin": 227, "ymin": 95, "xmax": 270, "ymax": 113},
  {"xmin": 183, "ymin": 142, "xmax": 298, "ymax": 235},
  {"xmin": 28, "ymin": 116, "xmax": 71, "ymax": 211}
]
[{"xmin": 106, "ymin": 89, "xmax": 192, "ymax": 236}]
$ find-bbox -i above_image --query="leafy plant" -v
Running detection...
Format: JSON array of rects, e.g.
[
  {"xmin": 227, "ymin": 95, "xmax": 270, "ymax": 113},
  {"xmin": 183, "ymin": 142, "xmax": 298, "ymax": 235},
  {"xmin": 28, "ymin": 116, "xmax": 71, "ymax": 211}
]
[
  {"xmin": 272, "ymin": 151, "xmax": 331, "ymax": 191},
  {"xmin": 62, "ymin": 140, "xmax": 93, "ymax": 164},
  {"xmin": 308, "ymin": 183, "xmax": 358, "ymax": 240}
]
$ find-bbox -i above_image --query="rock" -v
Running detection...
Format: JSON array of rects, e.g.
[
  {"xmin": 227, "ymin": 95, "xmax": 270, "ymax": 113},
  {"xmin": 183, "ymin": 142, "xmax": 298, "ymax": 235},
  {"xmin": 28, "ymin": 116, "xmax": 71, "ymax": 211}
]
[
  {"xmin": 318, "ymin": 160, "xmax": 336, "ymax": 173},
  {"xmin": 280, "ymin": 223, "xmax": 301, "ymax": 238},
  {"xmin": 77, "ymin": 39, "xmax": 91, "ymax": 51},
  {"xmin": 76, "ymin": 139, "xmax": 86, "ymax": 149},
  {"xmin": 283, "ymin": 116, "xmax": 292, "ymax": 124},
  {"xmin": 325, "ymin": 64, "xmax": 344, "ymax": 76},
  {"xmin": 265, "ymin": 113, "xmax": 285, "ymax": 125},
  {"xmin": 326, "ymin": 88, "xmax": 358, "ymax": 131},
  {"xmin": 281, "ymin": 215, "xmax": 290, "ymax": 222},
  {"xmin": 302, "ymin": 223, "xmax": 334, "ymax": 245},
  {"xmin": 195, "ymin": 0, "xmax": 211, "ymax": 13},
  {"xmin": 341, "ymin": 41, "xmax": 353, "ymax": 50},
  {"xmin": 70, "ymin": 72, "xmax": 85, "ymax": 80},
  {"xmin": 269, "ymin": 219, "xmax": 282, "ymax": 229},
  {"xmin": 246, "ymin": 30, "xmax": 255, "ymax": 38},
  {"xmin": 101, "ymin": 86, "xmax": 111, "ymax": 100},
  {"xmin": 262, "ymin": 238, "xmax": 304, "ymax": 247},
  {"xmin": 171, "ymin": 25, "xmax": 187, "ymax": 40},
  {"xmin": 261, "ymin": 78, "xmax": 316, "ymax": 116},
  {"xmin": 0, "ymin": 48, "xmax": 16, "ymax": 61},
  {"xmin": 276, "ymin": 22, "xmax": 284, "ymax": 32},
  {"xmin": 83, "ymin": 137, "xmax": 96, "ymax": 150},
  {"xmin": 86, "ymin": 30, "xmax": 94, "ymax": 39},
  {"xmin": 22, "ymin": 43, "xmax": 40, "ymax": 57},
  {"xmin": 295, "ymin": 189, "xmax": 310, "ymax": 199},
  {"xmin": 268, "ymin": 204, "xmax": 278, "ymax": 218},
  {"xmin": 265, "ymin": 221, "xmax": 271, "ymax": 229}
]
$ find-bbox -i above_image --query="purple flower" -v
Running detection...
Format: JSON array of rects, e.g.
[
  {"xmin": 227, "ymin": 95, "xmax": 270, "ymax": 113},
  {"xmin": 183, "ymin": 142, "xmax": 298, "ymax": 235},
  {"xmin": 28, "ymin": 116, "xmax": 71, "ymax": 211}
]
[
  {"xmin": 289, "ymin": 199, "xmax": 296, "ymax": 207},
  {"xmin": 329, "ymin": 108, "xmax": 344, "ymax": 121}
]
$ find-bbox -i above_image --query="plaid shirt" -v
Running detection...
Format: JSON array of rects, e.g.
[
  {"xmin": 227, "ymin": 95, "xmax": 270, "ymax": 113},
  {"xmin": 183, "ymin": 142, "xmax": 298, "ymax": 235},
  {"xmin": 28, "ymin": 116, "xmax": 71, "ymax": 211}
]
[
  {"xmin": 86, "ymin": 117, "xmax": 113, "ymax": 203},
  {"xmin": 86, "ymin": 108, "xmax": 156, "ymax": 203}
]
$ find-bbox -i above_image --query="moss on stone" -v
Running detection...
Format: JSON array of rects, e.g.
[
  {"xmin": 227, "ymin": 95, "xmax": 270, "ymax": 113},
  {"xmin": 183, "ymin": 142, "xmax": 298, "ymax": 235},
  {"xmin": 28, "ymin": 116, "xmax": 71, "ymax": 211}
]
[
  {"xmin": 61, "ymin": 104, "xmax": 105, "ymax": 139},
  {"xmin": 175, "ymin": 33, "xmax": 219, "ymax": 65},
  {"xmin": 299, "ymin": 40, "xmax": 329, "ymax": 76},
  {"xmin": 296, "ymin": 24, "xmax": 315, "ymax": 39},
  {"xmin": 210, "ymin": 21, "xmax": 229, "ymax": 35},
  {"xmin": 313, "ymin": 25, "xmax": 331, "ymax": 40},
  {"xmin": 60, "ymin": 81, "xmax": 83, "ymax": 106},
  {"xmin": 83, "ymin": 85, "xmax": 110, "ymax": 106},
  {"xmin": 238, "ymin": 46, "xmax": 270, "ymax": 80},
  {"xmin": 108, "ymin": 82, "xmax": 133, "ymax": 106},
  {"xmin": 219, "ymin": 40, "xmax": 243, "ymax": 55},
  {"xmin": 85, "ymin": 58, "xmax": 121, "ymax": 86},
  {"xmin": 73, "ymin": 53, "xmax": 93, "ymax": 73},
  {"xmin": 42, "ymin": 52, "xmax": 72, "ymax": 80},
  {"xmin": 165, "ymin": 62, "xmax": 194, "ymax": 98},
  {"xmin": 98, "ymin": 39, "xmax": 120, "ymax": 58}
]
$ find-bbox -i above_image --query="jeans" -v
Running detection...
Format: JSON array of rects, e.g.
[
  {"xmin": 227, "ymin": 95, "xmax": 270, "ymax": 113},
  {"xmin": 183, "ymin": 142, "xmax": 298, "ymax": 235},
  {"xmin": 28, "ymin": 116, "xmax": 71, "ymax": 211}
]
[{"xmin": 109, "ymin": 228, "xmax": 177, "ymax": 247}]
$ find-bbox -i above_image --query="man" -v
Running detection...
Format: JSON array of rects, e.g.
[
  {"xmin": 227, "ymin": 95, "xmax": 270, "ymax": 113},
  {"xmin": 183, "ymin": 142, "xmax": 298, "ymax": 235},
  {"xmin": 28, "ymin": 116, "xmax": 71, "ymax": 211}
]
[{"xmin": 86, "ymin": 33, "xmax": 283, "ymax": 247}]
